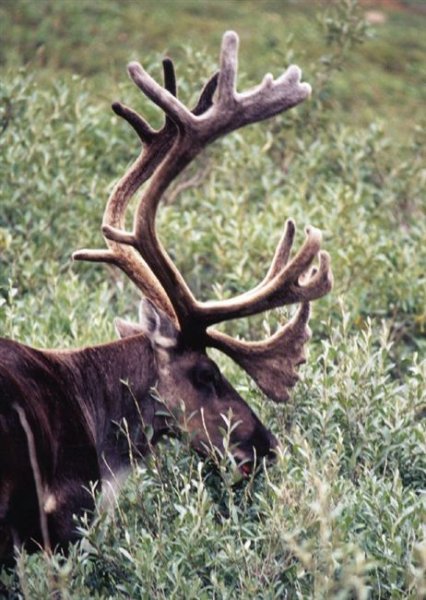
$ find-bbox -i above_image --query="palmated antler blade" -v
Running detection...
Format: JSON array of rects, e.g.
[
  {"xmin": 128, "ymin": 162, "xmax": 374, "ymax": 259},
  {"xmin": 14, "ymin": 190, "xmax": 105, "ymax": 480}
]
[{"xmin": 208, "ymin": 302, "xmax": 312, "ymax": 403}]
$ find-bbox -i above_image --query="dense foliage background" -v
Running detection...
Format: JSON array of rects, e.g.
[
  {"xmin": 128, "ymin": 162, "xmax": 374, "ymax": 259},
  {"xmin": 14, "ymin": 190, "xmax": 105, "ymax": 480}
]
[{"xmin": 0, "ymin": 0, "xmax": 425, "ymax": 597}]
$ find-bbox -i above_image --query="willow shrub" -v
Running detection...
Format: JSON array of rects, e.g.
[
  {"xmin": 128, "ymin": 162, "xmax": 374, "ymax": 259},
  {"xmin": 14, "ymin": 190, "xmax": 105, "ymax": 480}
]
[{"xmin": 0, "ymin": 6, "xmax": 425, "ymax": 599}]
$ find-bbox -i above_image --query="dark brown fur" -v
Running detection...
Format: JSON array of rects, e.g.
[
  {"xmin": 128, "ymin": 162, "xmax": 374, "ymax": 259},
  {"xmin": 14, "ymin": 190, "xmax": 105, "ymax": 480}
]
[{"xmin": 0, "ymin": 321, "xmax": 276, "ymax": 560}]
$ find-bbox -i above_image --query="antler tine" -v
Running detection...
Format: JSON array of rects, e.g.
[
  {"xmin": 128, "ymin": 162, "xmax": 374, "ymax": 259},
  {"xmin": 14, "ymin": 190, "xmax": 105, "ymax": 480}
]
[
  {"xmin": 127, "ymin": 62, "xmax": 194, "ymax": 132},
  {"xmin": 193, "ymin": 72, "xmax": 220, "ymax": 116},
  {"xmin": 162, "ymin": 58, "xmax": 177, "ymax": 96},
  {"xmin": 258, "ymin": 219, "xmax": 296, "ymax": 287},
  {"xmin": 111, "ymin": 58, "xmax": 177, "ymax": 143},
  {"xmin": 216, "ymin": 30, "xmax": 238, "ymax": 104},
  {"xmin": 111, "ymin": 102, "xmax": 156, "ymax": 144}
]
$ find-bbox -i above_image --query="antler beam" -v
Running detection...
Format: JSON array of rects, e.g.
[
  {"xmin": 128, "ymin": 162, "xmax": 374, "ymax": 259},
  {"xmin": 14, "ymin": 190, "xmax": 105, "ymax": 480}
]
[
  {"xmin": 73, "ymin": 30, "xmax": 333, "ymax": 402},
  {"xmin": 95, "ymin": 30, "xmax": 322, "ymax": 333}
]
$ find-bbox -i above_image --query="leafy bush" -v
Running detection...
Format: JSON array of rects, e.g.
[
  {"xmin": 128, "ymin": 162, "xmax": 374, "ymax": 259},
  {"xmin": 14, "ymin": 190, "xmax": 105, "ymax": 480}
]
[{"xmin": 0, "ymin": 1, "xmax": 425, "ymax": 598}]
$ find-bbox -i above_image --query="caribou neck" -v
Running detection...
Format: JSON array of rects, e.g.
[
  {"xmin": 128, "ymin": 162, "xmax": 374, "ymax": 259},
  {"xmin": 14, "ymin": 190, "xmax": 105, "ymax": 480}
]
[{"xmin": 51, "ymin": 334, "xmax": 170, "ymax": 471}]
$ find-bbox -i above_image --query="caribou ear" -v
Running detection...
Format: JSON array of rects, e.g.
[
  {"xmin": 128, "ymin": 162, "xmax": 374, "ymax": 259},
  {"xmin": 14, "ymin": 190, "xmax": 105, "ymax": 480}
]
[
  {"xmin": 114, "ymin": 318, "xmax": 144, "ymax": 339},
  {"xmin": 115, "ymin": 300, "xmax": 179, "ymax": 347},
  {"xmin": 138, "ymin": 298, "xmax": 179, "ymax": 349}
]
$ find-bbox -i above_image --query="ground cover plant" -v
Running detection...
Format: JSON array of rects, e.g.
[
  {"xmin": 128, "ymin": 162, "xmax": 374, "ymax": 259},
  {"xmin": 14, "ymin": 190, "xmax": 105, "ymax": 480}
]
[{"xmin": 0, "ymin": 0, "xmax": 425, "ymax": 597}]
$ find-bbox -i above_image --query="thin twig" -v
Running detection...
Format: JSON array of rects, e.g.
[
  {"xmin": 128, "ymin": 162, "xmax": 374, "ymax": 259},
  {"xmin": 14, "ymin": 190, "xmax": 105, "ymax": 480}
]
[{"xmin": 13, "ymin": 404, "xmax": 51, "ymax": 554}]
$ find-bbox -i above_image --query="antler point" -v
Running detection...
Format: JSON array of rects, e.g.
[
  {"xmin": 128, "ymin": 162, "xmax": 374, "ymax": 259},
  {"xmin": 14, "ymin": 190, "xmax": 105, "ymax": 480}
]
[
  {"xmin": 127, "ymin": 61, "xmax": 143, "ymax": 79},
  {"xmin": 223, "ymin": 30, "xmax": 239, "ymax": 43},
  {"xmin": 288, "ymin": 64, "xmax": 302, "ymax": 77},
  {"xmin": 286, "ymin": 218, "xmax": 296, "ymax": 231},
  {"xmin": 305, "ymin": 225, "xmax": 322, "ymax": 241},
  {"xmin": 262, "ymin": 73, "xmax": 274, "ymax": 88},
  {"xmin": 111, "ymin": 101, "xmax": 123, "ymax": 115},
  {"xmin": 300, "ymin": 81, "xmax": 312, "ymax": 98}
]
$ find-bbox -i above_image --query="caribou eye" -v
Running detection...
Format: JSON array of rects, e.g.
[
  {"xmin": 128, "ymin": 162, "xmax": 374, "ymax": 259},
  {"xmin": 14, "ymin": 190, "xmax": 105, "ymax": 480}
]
[{"xmin": 191, "ymin": 362, "xmax": 220, "ymax": 392}]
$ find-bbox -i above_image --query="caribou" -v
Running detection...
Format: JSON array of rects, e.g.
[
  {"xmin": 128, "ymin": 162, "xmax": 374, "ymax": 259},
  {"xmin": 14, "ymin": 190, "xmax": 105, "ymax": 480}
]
[{"xmin": 0, "ymin": 31, "xmax": 332, "ymax": 560}]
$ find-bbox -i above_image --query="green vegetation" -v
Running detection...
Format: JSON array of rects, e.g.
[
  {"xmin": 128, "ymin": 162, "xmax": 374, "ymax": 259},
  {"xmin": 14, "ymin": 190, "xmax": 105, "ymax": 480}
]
[{"xmin": 0, "ymin": 1, "xmax": 425, "ymax": 597}]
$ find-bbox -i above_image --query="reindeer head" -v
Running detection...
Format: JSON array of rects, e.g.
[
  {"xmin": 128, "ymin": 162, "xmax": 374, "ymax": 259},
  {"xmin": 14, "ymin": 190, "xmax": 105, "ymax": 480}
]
[
  {"xmin": 74, "ymin": 32, "xmax": 333, "ymax": 475},
  {"xmin": 115, "ymin": 298, "xmax": 278, "ymax": 474}
]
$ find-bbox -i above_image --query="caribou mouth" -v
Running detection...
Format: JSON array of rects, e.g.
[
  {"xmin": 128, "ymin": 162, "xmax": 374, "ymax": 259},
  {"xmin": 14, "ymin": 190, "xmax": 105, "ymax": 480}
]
[
  {"xmin": 238, "ymin": 461, "xmax": 254, "ymax": 477},
  {"xmin": 236, "ymin": 445, "xmax": 278, "ymax": 477}
]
